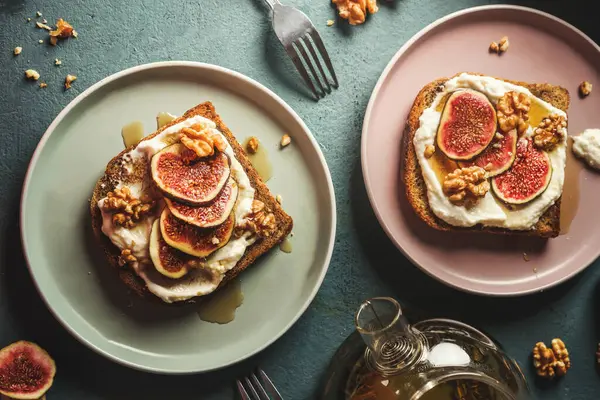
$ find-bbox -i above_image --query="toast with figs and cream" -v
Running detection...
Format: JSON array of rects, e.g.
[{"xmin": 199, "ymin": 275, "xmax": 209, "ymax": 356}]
[
  {"xmin": 404, "ymin": 73, "xmax": 570, "ymax": 238},
  {"xmin": 90, "ymin": 102, "xmax": 293, "ymax": 303}
]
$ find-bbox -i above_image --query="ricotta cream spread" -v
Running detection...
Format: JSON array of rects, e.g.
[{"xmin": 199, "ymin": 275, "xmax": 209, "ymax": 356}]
[
  {"xmin": 413, "ymin": 73, "xmax": 567, "ymax": 230},
  {"xmin": 572, "ymin": 129, "xmax": 600, "ymax": 170},
  {"xmin": 98, "ymin": 115, "xmax": 255, "ymax": 303}
]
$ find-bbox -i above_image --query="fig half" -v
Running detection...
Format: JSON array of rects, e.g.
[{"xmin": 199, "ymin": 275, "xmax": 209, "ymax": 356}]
[
  {"xmin": 165, "ymin": 179, "xmax": 238, "ymax": 228},
  {"xmin": 0, "ymin": 341, "xmax": 55, "ymax": 400},
  {"xmin": 492, "ymin": 138, "xmax": 553, "ymax": 205},
  {"xmin": 436, "ymin": 89, "xmax": 497, "ymax": 160},
  {"xmin": 459, "ymin": 129, "xmax": 518, "ymax": 177},
  {"xmin": 160, "ymin": 208, "xmax": 234, "ymax": 258},
  {"xmin": 151, "ymin": 143, "xmax": 230, "ymax": 205},
  {"xmin": 149, "ymin": 220, "xmax": 193, "ymax": 279}
]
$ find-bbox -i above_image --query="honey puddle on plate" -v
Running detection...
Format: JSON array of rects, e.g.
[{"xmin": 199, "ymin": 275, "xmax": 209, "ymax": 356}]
[
  {"xmin": 244, "ymin": 137, "xmax": 273, "ymax": 182},
  {"xmin": 279, "ymin": 237, "xmax": 293, "ymax": 253},
  {"xmin": 156, "ymin": 111, "xmax": 176, "ymax": 129},
  {"xmin": 197, "ymin": 279, "xmax": 244, "ymax": 324},
  {"xmin": 121, "ymin": 121, "xmax": 144, "ymax": 148},
  {"xmin": 560, "ymin": 139, "xmax": 582, "ymax": 235}
]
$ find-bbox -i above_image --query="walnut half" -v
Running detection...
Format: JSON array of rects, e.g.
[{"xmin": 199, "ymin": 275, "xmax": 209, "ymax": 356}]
[
  {"xmin": 532, "ymin": 339, "xmax": 571, "ymax": 379},
  {"xmin": 533, "ymin": 114, "xmax": 566, "ymax": 151},
  {"xmin": 442, "ymin": 166, "xmax": 490, "ymax": 207},
  {"xmin": 118, "ymin": 248, "xmax": 137, "ymax": 267},
  {"xmin": 102, "ymin": 187, "xmax": 154, "ymax": 228},
  {"xmin": 332, "ymin": 0, "xmax": 378, "ymax": 25},
  {"xmin": 496, "ymin": 91, "xmax": 531, "ymax": 135},
  {"xmin": 236, "ymin": 199, "xmax": 277, "ymax": 238},
  {"xmin": 179, "ymin": 124, "xmax": 227, "ymax": 158}
]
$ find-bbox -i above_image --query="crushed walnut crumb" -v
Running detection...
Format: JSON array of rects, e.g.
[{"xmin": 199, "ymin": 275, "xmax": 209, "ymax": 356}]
[
  {"xmin": 327, "ymin": 19, "xmax": 334, "ymax": 27},
  {"xmin": 38, "ymin": 39, "xmax": 44, "ymax": 44},
  {"xmin": 27, "ymin": 17, "xmax": 31, "ymax": 22},
  {"xmin": 211, "ymin": 237, "xmax": 220, "ymax": 245},
  {"xmin": 246, "ymin": 136, "xmax": 259, "ymax": 154},
  {"xmin": 424, "ymin": 144, "xmax": 435, "ymax": 159},
  {"xmin": 35, "ymin": 21, "xmax": 52, "ymax": 30},
  {"xmin": 579, "ymin": 81, "xmax": 592, "ymax": 97},
  {"xmin": 24, "ymin": 69, "xmax": 40, "ymax": 80},
  {"xmin": 50, "ymin": 18, "xmax": 77, "ymax": 40},
  {"xmin": 118, "ymin": 248, "xmax": 137, "ymax": 267},
  {"xmin": 533, "ymin": 114, "xmax": 567, "ymax": 151},
  {"xmin": 533, "ymin": 339, "xmax": 571, "ymax": 379},
  {"xmin": 236, "ymin": 199, "xmax": 277, "ymax": 238},
  {"xmin": 280, "ymin": 134, "xmax": 291, "ymax": 148},
  {"xmin": 36, "ymin": 11, "xmax": 42, "ymax": 17},
  {"xmin": 332, "ymin": 0, "xmax": 378, "ymax": 25},
  {"xmin": 442, "ymin": 166, "xmax": 489, "ymax": 207},
  {"xmin": 489, "ymin": 41, "xmax": 499, "ymax": 53},
  {"xmin": 13, "ymin": 47, "xmax": 22, "ymax": 55},
  {"xmin": 55, "ymin": 58, "xmax": 62, "ymax": 66},
  {"xmin": 64, "ymin": 74, "xmax": 77, "ymax": 89},
  {"xmin": 39, "ymin": 82, "xmax": 47, "ymax": 88},
  {"xmin": 102, "ymin": 187, "xmax": 154, "ymax": 228},
  {"xmin": 496, "ymin": 91, "xmax": 531, "ymax": 135},
  {"xmin": 179, "ymin": 124, "xmax": 227, "ymax": 158},
  {"xmin": 490, "ymin": 36, "xmax": 509, "ymax": 54}
]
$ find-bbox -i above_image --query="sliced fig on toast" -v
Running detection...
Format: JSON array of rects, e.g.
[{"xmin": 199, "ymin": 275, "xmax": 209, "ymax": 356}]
[
  {"xmin": 149, "ymin": 220, "xmax": 195, "ymax": 279},
  {"xmin": 436, "ymin": 89, "xmax": 497, "ymax": 161},
  {"xmin": 0, "ymin": 341, "xmax": 55, "ymax": 400},
  {"xmin": 491, "ymin": 138, "xmax": 552, "ymax": 205},
  {"xmin": 159, "ymin": 208, "xmax": 234, "ymax": 258},
  {"xmin": 151, "ymin": 143, "xmax": 230, "ymax": 205},
  {"xmin": 458, "ymin": 129, "xmax": 518, "ymax": 177},
  {"xmin": 165, "ymin": 179, "xmax": 238, "ymax": 228}
]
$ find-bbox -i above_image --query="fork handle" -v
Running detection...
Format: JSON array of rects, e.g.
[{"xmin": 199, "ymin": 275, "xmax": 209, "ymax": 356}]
[{"xmin": 263, "ymin": 0, "xmax": 281, "ymax": 9}]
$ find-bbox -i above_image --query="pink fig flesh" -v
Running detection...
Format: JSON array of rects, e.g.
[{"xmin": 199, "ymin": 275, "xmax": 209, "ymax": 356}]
[
  {"xmin": 459, "ymin": 129, "xmax": 518, "ymax": 177},
  {"xmin": 0, "ymin": 341, "xmax": 55, "ymax": 400}
]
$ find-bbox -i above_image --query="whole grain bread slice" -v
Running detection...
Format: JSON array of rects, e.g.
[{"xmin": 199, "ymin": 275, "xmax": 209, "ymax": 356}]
[
  {"xmin": 90, "ymin": 102, "xmax": 293, "ymax": 301},
  {"xmin": 403, "ymin": 74, "xmax": 570, "ymax": 238}
]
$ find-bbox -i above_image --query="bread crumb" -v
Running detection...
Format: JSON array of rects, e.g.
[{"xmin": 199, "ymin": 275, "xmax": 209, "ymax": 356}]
[
  {"xmin": 579, "ymin": 81, "xmax": 592, "ymax": 97},
  {"xmin": 55, "ymin": 58, "xmax": 62, "ymax": 65},
  {"xmin": 36, "ymin": 11, "xmax": 42, "ymax": 17},
  {"xmin": 13, "ymin": 47, "xmax": 22, "ymax": 55},
  {"xmin": 39, "ymin": 82, "xmax": 47, "ymax": 88},
  {"xmin": 280, "ymin": 134, "xmax": 291, "ymax": 148},
  {"xmin": 64, "ymin": 74, "xmax": 77, "ymax": 89},
  {"xmin": 36, "ymin": 21, "xmax": 52, "ymax": 30},
  {"xmin": 24, "ymin": 69, "xmax": 40, "ymax": 80},
  {"xmin": 276, "ymin": 194, "xmax": 282, "ymax": 204},
  {"xmin": 327, "ymin": 19, "xmax": 334, "ymax": 26},
  {"xmin": 523, "ymin": 252, "xmax": 530, "ymax": 262}
]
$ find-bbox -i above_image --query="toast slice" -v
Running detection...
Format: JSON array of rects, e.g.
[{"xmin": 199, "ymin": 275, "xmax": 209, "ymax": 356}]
[
  {"xmin": 404, "ymin": 74, "xmax": 570, "ymax": 238},
  {"xmin": 90, "ymin": 102, "xmax": 293, "ymax": 300}
]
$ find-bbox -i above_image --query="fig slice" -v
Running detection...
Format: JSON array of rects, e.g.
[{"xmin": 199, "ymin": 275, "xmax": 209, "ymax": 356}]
[
  {"xmin": 491, "ymin": 138, "xmax": 553, "ymax": 205},
  {"xmin": 0, "ymin": 341, "xmax": 55, "ymax": 400},
  {"xmin": 436, "ymin": 89, "xmax": 497, "ymax": 160},
  {"xmin": 160, "ymin": 208, "xmax": 234, "ymax": 258},
  {"xmin": 149, "ymin": 220, "xmax": 194, "ymax": 279},
  {"xmin": 151, "ymin": 143, "xmax": 230, "ymax": 205},
  {"xmin": 165, "ymin": 179, "xmax": 238, "ymax": 228},
  {"xmin": 459, "ymin": 129, "xmax": 518, "ymax": 177}
]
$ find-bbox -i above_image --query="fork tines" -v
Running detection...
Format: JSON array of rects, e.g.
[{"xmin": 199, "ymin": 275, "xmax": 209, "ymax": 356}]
[
  {"xmin": 236, "ymin": 368, "xmax": 283, "ymax": 400},
  {"xmin": 286, "ymin": 29, "xmax": 338, "ymax": 100}
]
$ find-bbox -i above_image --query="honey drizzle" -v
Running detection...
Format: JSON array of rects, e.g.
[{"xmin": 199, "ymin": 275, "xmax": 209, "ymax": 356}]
[
  {"xmin": 197, "ymin": 279, "xmax": 244, "ymax": 324},
  {"xmin": 121, "ymin": 121, "xmax": 144, "ymax": 148},
  {"xmin": 279, "ymin": 237, "xmax": 292, "ymax": 253},
  {"xmin": 243, "ymin": 137, "xmax": 273, "ymax": 182},
  {"xmin": 560, "ymin": 139, "xmax": 582, "ymax": 235}
]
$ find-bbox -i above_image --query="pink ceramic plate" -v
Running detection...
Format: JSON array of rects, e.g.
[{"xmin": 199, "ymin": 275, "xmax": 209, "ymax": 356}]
[{"xmin": 362, "ymin": 5, "xmax": 600, "ymax": 296}]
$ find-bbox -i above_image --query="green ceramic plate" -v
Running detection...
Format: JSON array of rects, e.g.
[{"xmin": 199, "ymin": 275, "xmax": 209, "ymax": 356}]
[{"xmin": 20, "ymin": 62, "xmax": 336, "ymax": 373}]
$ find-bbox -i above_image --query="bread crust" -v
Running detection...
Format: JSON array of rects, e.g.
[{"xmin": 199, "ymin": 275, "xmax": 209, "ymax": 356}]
[
  {"xmin": 403, "ymin": 73, "xmax": 570, "ymax": 238},
  {"xmin": 90, "ymin": 102, "xmax": 293, "ymax": 301}
]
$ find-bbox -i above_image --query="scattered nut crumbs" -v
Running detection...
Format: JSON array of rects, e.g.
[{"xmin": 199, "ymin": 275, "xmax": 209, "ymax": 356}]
[
  {"xmin": 64, "ymin": 74, "xmax": 77, "ymax": 89},
  {"xmin": 246, "ymin": 136, "xmax": 259, "ymax": 154},
  {"xmin": 276, "ymin": 194, "xmax": 282, "ymax": 204},
  {"xmin": 55, "ymin": 58, "xmax": 62, "ymax": 65},
  {"xmin": 280, "ymin": 134, "xmax": 291, "ymax": 148},
  {"xmin": 489, "ymin": 41, "xmax": 499, "ymax": 53},
  {"xmin": 532, "ymin": 339, "xmax": 571, "ymax": 379},
  {"xmin": 39, "ymin": 82, "xmax": 47, "ymax": 88},
  {"xmin": 35, "ymin": 21, "xmax": 52, "ymax": 30},
  {"xmin": 523, "ymin": 252, "xmax": 530, "ymax": 262},
  {"xmin": 13, "ymin": 47, "xmax": 22, "ymax": 55},
  {"xmin": 38, "ymin": 39, "xmax": 43, "ymax": 44},
  {"xmin": 580, "ymin": 81, "xmax": 592, "ymax": 97},
  {"xmin": 327, "ymin": 19, "xmax": 334, "ymax": 26},
  {"xmin": 424, "ymin": 144, "xmax": 435, "ymax": 159},
  {"xmin": 36, "ymin": 11, "xmax": 42, "ymax": 17},
  {"xmin": 24, "ymin": 69, "xmax": 40, "ymax": 80},
  {"xmin": 50, "ymin": 18, "xmax": 77, "ymax": 40},
  {"xmin": 489, "ymin": 36, "xmax": 509, "ymax": 54},
  {"xmin": 27, "ymin": 17, "xmax": 31, "ymax": 22},
  {"xmin": 42, "ymin": 18, "xmax": 47, "ymax": 24}
]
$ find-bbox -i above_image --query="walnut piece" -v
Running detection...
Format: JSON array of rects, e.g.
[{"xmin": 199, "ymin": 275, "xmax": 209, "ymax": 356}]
[
  {"xmin": 498, "ymin": 36, "xmax": 509, "ymax": 52},
  {"xmin": 280, "ymin": 134, "xmax": 291, "ymax": 148},
  {"xmin": 179, "ymin": 124, "xmax": 227, "ymax": 158},
  {"xmin": 442, "ymin": 166, "xmax": 490, "ymax": 206},
  {"xmin": 424, "ymin": 144, "xmax": 435, "ymax": 159},
  {"xmin": 496, "ymin": 91, "xmax": 531, "ymax": 135},
  {"xmin": 64, "ymin": 74, "xmax": 77, "ymax": 89},
  {"xmin": 55, "ymin": 58, "xmax": 61, "ymax": 65},
  {"xmin": 102, "ymin": 187, "xmax": 154, "ymax": 228},
  {"xmin": 13, "ymin": 47, "xmax": 22, "ymax": 55},
  {"xmin": 580, "ymin": 81, "xmax": 593, "ymax": 97},
  {"xmin": 24, "ymin": 69, "xmax": 40, "ymax": 80},
  {"xmin": 532, "ymin": 339, "xmax": 571, "ymax": 379},
  {"xmin": 237, "ymin": 199, "xmax": 277, "ymax": 238},
  {"xmin": 533, "ymin": 114, "xmax": 567, "ymax": 151},
  {"xmin": 118, "ymin": 248, "xmax": 137, "ymax": 267},
  {"xmin": 39, "ymin": 82, "xmax": 47, "ymax": 89},
  {"xmin": 49, "ymin": 18, "xmax": 77, "ymax": 39},
  {"xmin": 246, "ymin": 136, "xmax": 259, "ymax": 154},
  {"xmin": 36, "ymin": 21, "xmax": 52, "ymax": 30},
  {"xmin": 332, "ymin": 0, "xmax": 378, "ymax": 25},
  {"xmin": 327, "ymin": 19, "xmax": 334, "ymax": 27},
  {"xmin": 489, "ymin": 41, "xmax": 499, "ymax": 53}
]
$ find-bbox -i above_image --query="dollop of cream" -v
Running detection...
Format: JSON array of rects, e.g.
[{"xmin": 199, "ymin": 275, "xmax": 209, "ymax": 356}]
[{"xmin": 573, "ymin": 129, "xmax": 600, "ymax": 170}]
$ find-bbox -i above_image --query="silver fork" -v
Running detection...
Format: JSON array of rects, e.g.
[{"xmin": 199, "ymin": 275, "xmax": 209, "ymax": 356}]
[
  {"xmin": 264, "ymin": 0, "xmax": 338, "ymax": 100},
  {"xmin": 236, "ymin": 368, "xmax": 284, "ymax": 400}
]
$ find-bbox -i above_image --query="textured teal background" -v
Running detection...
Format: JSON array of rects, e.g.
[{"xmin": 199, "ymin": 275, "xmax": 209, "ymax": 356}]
[{"xmin": 1, "ymin": 0, "xmax": 599, "ymax": 399}]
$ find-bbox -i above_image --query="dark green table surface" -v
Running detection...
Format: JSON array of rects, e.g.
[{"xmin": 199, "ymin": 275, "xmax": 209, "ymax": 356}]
[{"xmin": 1, "ymin": 0, "xmax": 599, "ymax": 399}]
